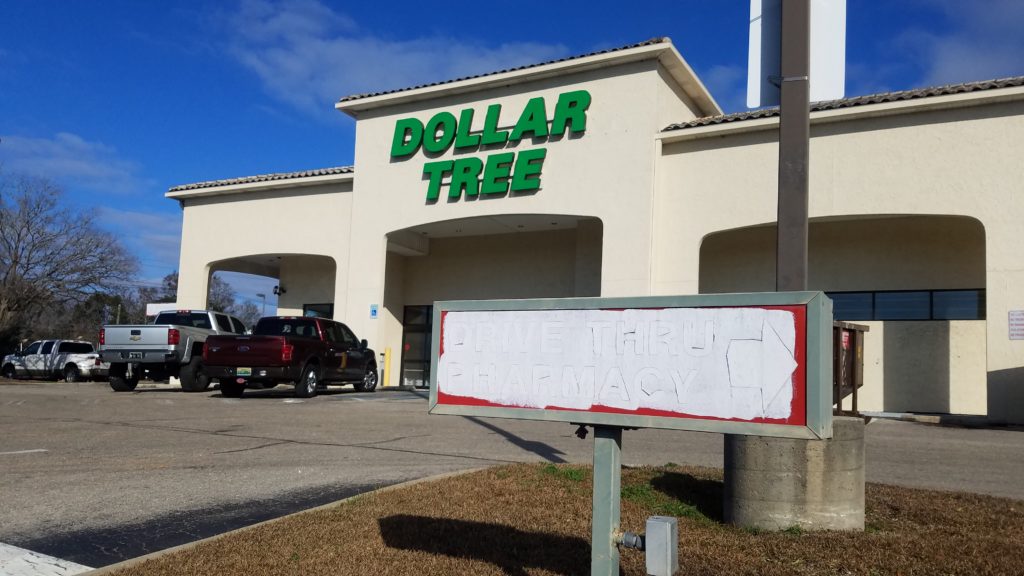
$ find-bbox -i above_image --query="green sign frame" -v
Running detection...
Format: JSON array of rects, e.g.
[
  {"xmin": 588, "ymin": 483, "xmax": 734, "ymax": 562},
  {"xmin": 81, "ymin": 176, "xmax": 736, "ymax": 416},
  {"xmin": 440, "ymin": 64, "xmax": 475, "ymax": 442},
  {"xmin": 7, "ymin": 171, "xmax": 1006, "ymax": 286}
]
[{"xmin": 428, "ymin": 292, "xmax": 833, "ymax": 440}]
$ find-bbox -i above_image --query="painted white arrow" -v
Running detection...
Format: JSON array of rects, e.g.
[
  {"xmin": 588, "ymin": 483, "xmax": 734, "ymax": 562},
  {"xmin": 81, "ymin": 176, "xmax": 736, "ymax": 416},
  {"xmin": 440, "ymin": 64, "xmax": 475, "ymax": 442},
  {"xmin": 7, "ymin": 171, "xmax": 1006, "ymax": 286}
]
[{"xmin": 726, "ymin": 319, "xmax": 798, "ymax": 420}]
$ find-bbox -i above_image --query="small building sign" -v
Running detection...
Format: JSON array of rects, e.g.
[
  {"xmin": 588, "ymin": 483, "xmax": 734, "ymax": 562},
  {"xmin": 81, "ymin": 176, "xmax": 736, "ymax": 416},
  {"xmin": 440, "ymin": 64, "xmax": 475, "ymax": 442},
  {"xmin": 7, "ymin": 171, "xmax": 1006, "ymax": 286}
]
[
  {"xmin": 429, "ymin": 292, "xmax": 833, "ymax": 439},
  {"xmin": 1009, "ymin": 310, "xmax": 1024, "ymax": 340},
  {"xmin": 370, "ymin": 304, "xmax": 379, "ymax": 319}
]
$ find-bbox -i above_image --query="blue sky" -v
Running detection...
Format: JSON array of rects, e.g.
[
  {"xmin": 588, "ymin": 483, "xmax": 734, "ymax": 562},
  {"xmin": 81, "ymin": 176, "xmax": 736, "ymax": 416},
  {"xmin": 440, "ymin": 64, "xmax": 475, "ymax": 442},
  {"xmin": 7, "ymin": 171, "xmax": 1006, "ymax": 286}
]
[{"xmin": 2, "ymin": 0, "xmax": 1022, "ymax": 311}]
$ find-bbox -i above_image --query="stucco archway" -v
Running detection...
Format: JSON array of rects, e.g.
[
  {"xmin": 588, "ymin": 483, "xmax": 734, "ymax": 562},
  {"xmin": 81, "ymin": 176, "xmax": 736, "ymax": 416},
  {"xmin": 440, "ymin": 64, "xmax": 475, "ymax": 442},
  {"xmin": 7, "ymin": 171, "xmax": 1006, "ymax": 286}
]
[
  {"xmin": 379, "ymin": 214, "xmax": 603, "ymax": 387},
  {"xmin": 698, "ymin": 215, "xmax": 987, "ymax": 415}
]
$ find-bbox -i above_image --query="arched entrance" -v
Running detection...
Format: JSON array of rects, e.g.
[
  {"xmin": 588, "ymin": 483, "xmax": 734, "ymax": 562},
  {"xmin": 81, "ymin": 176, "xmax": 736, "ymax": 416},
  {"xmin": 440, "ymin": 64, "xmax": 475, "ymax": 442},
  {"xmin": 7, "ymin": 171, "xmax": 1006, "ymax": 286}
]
[
  {"xmin": 208, "ymin": 253, "xmax": 337, "ymax": 318},
  {"xmin": 382, "ymin": 214, "xmax": 603, "ymax": 387},
  {"xmin": 698, "ymin": 215, "xmax": 987, "ymax": 414}
]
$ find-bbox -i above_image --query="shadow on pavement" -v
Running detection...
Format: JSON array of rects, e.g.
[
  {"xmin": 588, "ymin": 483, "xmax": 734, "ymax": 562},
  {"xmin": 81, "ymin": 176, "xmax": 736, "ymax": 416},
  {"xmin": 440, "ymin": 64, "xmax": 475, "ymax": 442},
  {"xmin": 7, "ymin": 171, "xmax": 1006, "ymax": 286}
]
[
  {"xmin": 379, "ymin": 515, "xmax": 588, "ymax": 576},
  {"xmin": 14, "ymin": 482, "xmax": 382, "ymax": 568},
  {"xmin": 463, "ymin": 416, "xmax": 569, "ymax": 463}
]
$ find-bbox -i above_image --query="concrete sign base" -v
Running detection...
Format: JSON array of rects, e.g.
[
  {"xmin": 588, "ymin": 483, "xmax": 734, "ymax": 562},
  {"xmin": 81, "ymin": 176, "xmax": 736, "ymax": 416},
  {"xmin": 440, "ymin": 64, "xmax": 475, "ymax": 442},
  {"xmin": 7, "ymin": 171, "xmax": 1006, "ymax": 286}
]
[{"xmin": 723, "ymin": 415, "xmax": 865, "ymax": 531}]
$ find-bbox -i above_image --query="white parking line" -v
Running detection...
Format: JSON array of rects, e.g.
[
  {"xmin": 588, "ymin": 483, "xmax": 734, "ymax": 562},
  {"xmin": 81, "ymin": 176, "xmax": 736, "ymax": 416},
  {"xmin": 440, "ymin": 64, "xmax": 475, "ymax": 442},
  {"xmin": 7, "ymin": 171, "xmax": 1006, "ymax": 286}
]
[
  {"xmin": 0, "ymin": 449, "xmax": 47, "ymax": 456},
  {"xmin": 0, "ymin": 542, "xmax": 91, "ymax": 576}
]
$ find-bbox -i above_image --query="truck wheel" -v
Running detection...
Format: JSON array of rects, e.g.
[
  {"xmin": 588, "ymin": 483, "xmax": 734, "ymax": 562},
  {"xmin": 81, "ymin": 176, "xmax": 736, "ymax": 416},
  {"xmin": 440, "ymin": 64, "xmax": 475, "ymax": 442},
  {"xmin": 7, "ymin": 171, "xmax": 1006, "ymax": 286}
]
[
  {"xmin": 294, "ymin": 364, "xmax": 319, "ymax": 398},
  {"xmin": 2, "ymin": 364, "xmax": 15, "ymax": 379},
  {"xmin": 109, "ymin": 364, "xmax": 139, "ymax": 392},
  {"xmin": 63, "ymin": 365, "xmax": 81, "ymax": 383},
  {"xmin": 179, "ymin": 357, "xmax": 210, "ymax": 392},
  {"xmin": 354, "ymin": 364, "xmax": 378, "ymax": 392},
  {"xmin": 220, "ymin": 380, "xmax": 245, "ymax": 398}
]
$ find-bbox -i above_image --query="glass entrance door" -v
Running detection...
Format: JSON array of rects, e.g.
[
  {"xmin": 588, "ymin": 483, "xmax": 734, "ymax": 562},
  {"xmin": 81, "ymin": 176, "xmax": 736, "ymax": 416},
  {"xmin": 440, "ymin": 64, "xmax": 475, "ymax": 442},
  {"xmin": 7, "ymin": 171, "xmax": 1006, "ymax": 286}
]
[{"xmin": 400, "ymin": 305, "xmax": 432, "ymax": 388}]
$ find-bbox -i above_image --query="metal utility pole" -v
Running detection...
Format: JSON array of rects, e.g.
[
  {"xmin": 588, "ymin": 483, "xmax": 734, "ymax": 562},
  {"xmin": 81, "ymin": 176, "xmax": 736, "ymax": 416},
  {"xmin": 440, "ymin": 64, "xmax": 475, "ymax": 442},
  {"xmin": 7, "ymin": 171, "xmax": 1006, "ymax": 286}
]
[
  {"xmin": 256, "ymin": 293, "xmax": 267, "ymax": 316},
  {"xmin": 776, "ymin": 0, "xmax": 811, "ymax": 292}
]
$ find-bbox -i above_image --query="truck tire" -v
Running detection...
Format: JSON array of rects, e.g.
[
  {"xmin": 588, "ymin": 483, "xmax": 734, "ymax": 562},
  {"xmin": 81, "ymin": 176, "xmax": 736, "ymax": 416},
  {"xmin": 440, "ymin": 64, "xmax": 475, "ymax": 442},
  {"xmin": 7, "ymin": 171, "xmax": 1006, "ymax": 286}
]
[
  {"xmin": 109, "ymin": 364, "xmax": 139, "ymax": 392},
  {"xmin": 354, "ymin": 364, "xmax": 378, "ymax": 392},
  {"xmin": 179, "ymin": 357, "xmax": 210, "ymax": 392},
  {"xmin": 294, "ymin": 364, "xmax": 319, "ymax": 398},
  {"xmin": 2, "ymin": 364, "xmax": 15, "ymax": 379},
  {"xmin": 63, "ymin": 365, "xmax": 81, "ymax": 383},
  {"xmin": 220, "ymin": 380, "xmax": 245, "ymax": 398}
]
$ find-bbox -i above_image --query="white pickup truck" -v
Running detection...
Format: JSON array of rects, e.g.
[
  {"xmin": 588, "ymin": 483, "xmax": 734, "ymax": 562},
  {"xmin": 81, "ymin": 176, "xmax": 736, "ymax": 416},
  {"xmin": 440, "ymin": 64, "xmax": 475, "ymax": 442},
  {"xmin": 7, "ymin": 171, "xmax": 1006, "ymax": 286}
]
[
  {"xmin": 99, "ymin": 309, "xmax": 247, "ymax": 392},
  {"xmin": 1, "ymin": 340, "xmax": 109, "ymax": 382}
]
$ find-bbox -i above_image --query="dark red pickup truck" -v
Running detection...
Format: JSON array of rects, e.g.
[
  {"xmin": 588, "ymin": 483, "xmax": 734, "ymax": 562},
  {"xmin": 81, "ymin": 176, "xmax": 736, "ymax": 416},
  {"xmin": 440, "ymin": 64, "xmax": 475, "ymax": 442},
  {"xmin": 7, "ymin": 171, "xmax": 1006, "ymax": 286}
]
[{"xmin": 203, "ymin": 316, "xmax": 377, "ymax": 398}]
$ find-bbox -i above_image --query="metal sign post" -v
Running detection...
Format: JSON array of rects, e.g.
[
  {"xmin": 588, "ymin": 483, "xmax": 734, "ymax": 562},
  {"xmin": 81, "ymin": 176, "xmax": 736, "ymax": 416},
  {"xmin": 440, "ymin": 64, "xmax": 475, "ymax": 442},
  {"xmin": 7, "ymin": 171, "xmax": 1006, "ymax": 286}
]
[
  {"xmin": 428, "ymin": 293, "xmax": 833, "ymax": 575},
  {"xmin": 590, "ymin": 426, "xmax": 623, "ymax": 576}
]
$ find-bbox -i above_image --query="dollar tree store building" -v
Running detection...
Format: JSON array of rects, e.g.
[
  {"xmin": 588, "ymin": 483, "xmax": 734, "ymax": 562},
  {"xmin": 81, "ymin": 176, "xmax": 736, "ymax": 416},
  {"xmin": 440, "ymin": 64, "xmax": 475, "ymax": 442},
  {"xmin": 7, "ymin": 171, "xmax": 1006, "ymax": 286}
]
[{"xmin": 168, "ymin": 38, "xmax": 1024, "ymax": 423}]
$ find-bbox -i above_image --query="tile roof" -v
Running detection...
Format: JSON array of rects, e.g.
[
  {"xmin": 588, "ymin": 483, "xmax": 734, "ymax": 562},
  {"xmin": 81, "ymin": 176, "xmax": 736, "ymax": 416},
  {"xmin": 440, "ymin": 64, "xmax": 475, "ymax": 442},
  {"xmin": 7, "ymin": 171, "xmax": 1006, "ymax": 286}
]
[
  {"xmin": 168, "ymin": 166, "xmax": 354, "ymax": 192},
  {"xmin": 664, "ymin": 76, "xmax": 1024, "ymax": 132},
  {"xmin": 337, "ymin": 37, "xmax": 670, "ymax": 104}
]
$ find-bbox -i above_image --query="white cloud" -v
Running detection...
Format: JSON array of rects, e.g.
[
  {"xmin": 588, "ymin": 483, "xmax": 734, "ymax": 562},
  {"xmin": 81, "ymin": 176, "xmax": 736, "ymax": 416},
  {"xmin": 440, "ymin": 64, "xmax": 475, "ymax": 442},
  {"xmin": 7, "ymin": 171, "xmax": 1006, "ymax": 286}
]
[
  {"xmin": 225, "ymin": 0, "xmax": 569, "ymax": 116},
  {"xmin": 97, "ymin": 207, "xmax": 183, "ymax": 274},
  {"xmin": 0, "ymin": 132, "xmax": 152, "ymax": 195},
  {"xmin": 899, "ymin": 0, "xmax": 1024, "ymax": 86}
]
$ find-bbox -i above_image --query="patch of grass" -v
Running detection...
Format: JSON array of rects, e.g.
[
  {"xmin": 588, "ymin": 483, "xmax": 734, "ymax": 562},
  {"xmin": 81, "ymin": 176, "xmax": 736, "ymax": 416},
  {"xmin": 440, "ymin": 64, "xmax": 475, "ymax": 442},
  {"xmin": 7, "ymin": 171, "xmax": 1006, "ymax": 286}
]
[
  {"xmin": 539, "ymin": 463, "xmax": 588, "ymax": 483},
  {"xmin": 782, "ymin": 525, "xmax": 804, "ymax": 536},
  {"xmin": 109, "ymin": 463, "xmax": 1024, "ymax": 576},
  {"xmin": 620, "ymin": 483, "xmax": 710, "ymax": 523}
]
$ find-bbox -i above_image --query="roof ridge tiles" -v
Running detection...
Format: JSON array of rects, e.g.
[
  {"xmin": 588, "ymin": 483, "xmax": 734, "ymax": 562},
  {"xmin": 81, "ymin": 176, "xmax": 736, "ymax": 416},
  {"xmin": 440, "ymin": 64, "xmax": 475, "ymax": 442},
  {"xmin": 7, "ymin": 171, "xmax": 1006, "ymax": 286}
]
[
  {"xmin": 337, "ymin": 37, "xmax": 670, "ymax": 104},
  {"xmin": 168, "ymin": 166, "xmax": 354, "ymax": 193},
  {"xmin": 664, "ymin": 75, "xmax": 1024, "ymax": 132}
]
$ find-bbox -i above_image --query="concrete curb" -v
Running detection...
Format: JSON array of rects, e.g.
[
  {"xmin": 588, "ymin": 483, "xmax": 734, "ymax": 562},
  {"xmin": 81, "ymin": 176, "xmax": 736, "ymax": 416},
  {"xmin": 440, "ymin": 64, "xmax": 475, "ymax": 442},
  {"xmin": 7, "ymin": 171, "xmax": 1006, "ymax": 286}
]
[
  {"xmin": 862, "ymin": 411, "xmax": 1010, "ymax": 429},
  {"xmin": 80, "ymin": 467, "xmax": 487, "ymax": 575}
]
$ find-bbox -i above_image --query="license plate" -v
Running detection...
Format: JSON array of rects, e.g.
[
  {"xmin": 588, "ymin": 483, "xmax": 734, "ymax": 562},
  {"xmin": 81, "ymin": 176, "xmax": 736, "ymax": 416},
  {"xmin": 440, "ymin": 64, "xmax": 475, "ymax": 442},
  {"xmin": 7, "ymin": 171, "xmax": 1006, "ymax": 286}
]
[
  {"xmin": 237, "ymin": 367, "xmax": 252, "ymax": 376},
  {"xmin": 128, "ymin": 352, "xmax": 143, "ymax": 359}
]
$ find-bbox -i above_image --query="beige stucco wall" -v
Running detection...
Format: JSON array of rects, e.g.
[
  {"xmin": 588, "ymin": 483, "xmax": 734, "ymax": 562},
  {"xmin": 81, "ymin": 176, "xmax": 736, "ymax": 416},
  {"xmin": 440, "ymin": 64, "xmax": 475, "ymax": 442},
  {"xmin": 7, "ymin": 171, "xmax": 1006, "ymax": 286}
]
[
  {"xmin": 699, "ymin": 216, "xmax": 985, "ymax": 293},
  {"xmin": 175, "ymin": 182, "xmax": 353, "ymax": 312},
  {"xmin": 169, "ymin": 45, "xmax": 1023, "ymax": 418},
  {"xmin": 656, "ymin": 96, "xmax": 1024, "ymax": 421},
  {"xmin": 344, "ymin": 57, "xmax": 704, "ymax": 365},
  {"xmin": 854, "ymin": 321, "xmax": 988, "ymax": 415},
  {"xmin": 401, "ymin": 229, "xmax": 579, "ymax": 303},
  {"xmin": 275, "ymin": 255, "xmax": 337, "ymax": 317}
]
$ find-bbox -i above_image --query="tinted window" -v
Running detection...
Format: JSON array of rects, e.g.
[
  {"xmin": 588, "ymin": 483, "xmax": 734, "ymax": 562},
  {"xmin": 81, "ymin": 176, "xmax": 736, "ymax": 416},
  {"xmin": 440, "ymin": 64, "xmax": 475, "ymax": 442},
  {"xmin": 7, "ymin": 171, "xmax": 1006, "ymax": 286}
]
[
  {"xmin": 154, "ymin": 312, "xmax": 213, "ymax": 329},
  {"xmin": 875, "ymin": 291, "xmax": 930, "ymax": 320},
  {"xmin": 214, "ymin": 314, "xmax": 232, "ymax": 332},
  {"xmin": 254, "ymin": 318, "xmax": 320, "ymax": 339},
  {"xmin": 933, "ymin": 290, "xmax": 985, "ymax": 320},
  {"xmin": 58, "ymin": 342, "xmax": 93, "ymax": 353},
  {"xmin": 404, "ymin": 306, "xmax": 431, "ymax": 326},
  {"xmin": 230, "ymin": 317, "xmax": 247, "ymax": 334},
  {"xmin": 23, "ymin": 342, "xmax": 41, "ymax": 355},
  {"xmin": 322, "ymin": 323, "xmax": 343, "ymax": 343},
  {"xmin": 40, "ymin": 341, "xmax": 54, "ymax": 354},
  {"xmin": 829, "ymin": 292, "xmax": 872, "ymax": 321},
  {"xmin": 303, "ymin": 303, "xmax": 334, "ymax": 318},
  {"xmin": 339, "ymin": 324, "xmax": 359, "ymax": 347}
]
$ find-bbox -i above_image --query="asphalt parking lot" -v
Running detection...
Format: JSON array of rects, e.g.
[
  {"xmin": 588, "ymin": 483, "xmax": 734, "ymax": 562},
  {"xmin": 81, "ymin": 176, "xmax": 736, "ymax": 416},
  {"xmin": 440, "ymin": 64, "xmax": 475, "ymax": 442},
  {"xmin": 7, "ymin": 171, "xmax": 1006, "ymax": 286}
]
[{"xmin": 2, "ymin": 379, "xmax": 1023, "ymax": 570}]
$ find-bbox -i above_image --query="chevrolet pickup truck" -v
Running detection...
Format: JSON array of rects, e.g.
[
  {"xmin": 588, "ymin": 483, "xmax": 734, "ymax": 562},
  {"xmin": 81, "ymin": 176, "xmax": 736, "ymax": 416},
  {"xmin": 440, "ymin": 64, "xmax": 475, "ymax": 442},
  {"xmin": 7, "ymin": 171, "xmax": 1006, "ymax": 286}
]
[
  {"xmin": 99, "ymin": 309, "xmax": 247, "ymax": 392},
  {"xmin": 203, "ymin": 316, "xmax": 377, "ymax": 398},
  {"xmin": 1, "ymin": 340, "xmax": 108, "ymax": 382}
]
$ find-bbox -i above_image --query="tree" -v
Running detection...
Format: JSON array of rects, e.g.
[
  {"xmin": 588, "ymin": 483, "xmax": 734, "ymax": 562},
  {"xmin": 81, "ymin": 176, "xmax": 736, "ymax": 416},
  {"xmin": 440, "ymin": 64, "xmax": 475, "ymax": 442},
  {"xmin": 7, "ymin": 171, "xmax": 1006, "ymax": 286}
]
[
  {"xmin": 0, "ymin": 172, "xmax": 138, "ymax": 349},
  {"xmin": 146, "ymin": 271, "xmax": 237, "ymax": 313},
  {"xmin": 230, "ymin": 301, "xmax": 261, "ymax": 328},
  {"xmin": 208, "ymin": 275, "xmax": 237, "ymax": 313}
]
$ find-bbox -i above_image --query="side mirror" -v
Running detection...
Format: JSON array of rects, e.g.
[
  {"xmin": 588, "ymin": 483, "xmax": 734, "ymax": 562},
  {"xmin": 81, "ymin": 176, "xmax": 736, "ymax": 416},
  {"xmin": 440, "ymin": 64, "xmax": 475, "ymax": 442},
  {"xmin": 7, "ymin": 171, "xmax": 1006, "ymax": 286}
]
[{"xmin": 360, "ymin": 339, "xmax": 368, "ymax": 350}]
